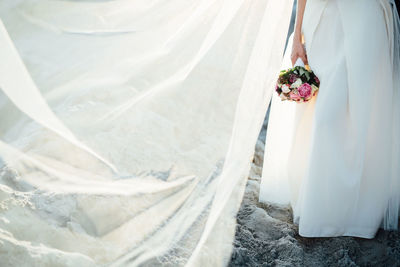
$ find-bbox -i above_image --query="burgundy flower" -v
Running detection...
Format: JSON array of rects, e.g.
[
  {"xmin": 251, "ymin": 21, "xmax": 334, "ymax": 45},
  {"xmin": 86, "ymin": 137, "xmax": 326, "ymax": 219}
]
[{"xmin": 289, "ymin": 74, "xmax": 299, "ymax": 83}]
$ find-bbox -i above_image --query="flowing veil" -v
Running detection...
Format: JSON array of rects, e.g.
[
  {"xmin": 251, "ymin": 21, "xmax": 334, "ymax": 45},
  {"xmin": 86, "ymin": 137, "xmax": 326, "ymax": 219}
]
[{"xmin": 0, "ymin": 0, "xmax": 293, "ymax": 266}]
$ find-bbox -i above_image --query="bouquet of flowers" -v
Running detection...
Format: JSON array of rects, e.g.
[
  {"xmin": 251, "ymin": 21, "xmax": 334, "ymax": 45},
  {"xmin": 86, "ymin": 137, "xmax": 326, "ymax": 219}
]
[{"xmin": 275, "ymin": 59, "xmax": 320, "ymax": 102}]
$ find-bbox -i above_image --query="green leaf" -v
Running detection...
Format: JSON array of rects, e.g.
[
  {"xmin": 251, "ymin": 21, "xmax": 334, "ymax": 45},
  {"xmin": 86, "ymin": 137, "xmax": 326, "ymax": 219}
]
[{"xmin": 304, "ymin": 71, "xmax": 310, "ymax": 80}]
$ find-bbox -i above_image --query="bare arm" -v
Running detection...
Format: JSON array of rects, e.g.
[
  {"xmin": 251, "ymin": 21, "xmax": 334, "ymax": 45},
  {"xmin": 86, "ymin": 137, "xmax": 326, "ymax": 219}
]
[{"xmin": 291, "ymin": 0, "xmax": 308, "ymax": 66}]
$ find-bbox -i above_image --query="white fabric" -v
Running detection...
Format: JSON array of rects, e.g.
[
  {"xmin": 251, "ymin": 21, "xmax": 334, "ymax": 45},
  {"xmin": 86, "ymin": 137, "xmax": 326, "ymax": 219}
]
[
  {"xmin": 260, "ymin": 0, "xmax": 400, "ymax": 238},
  {"xmin": 294, "ymin": 58, "xmax": 305, "ymax": 68},
  {"xmin": 0, "ymin": 0, "xmax": 293, "ymax": 266}
]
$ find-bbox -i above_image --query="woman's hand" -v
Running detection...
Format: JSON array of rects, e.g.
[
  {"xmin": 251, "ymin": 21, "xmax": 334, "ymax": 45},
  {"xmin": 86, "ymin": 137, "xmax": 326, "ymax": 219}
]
[{"xmin": 291, "ymin": 37, "xmax": 308, "ymax": 66}]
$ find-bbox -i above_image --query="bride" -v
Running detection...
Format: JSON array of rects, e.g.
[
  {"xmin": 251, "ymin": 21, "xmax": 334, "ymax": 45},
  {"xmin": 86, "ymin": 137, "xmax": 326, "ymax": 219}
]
[
  {"xmin": 0, "ymin": 0, "xmax": 399, "ymax": 265},
  {"xmin": 260, "ymin": 0, "xmax": 400, "ymax": 239}
]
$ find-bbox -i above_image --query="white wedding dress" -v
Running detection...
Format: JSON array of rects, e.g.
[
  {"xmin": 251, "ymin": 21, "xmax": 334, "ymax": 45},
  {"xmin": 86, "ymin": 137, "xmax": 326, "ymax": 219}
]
[{"xmin": 260, "ymin": 0, "xmax": 400, "ymax": 238}]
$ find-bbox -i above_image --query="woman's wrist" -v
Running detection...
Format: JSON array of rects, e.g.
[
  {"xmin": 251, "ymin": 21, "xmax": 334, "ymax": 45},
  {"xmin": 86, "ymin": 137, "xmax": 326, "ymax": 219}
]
[{"xmin": 293, "ymin": 31, "xmax": 302, "ymax": 43}]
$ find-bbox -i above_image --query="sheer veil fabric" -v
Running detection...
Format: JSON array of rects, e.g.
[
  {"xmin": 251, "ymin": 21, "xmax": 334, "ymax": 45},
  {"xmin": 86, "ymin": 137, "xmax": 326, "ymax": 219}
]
[
  {"xmin": 0, "ymin": 0, "xmax": 293, "ymax": 266},
  {"xmin": 260, "ymin": 0, "xmax": 400, "ymax": 238}
]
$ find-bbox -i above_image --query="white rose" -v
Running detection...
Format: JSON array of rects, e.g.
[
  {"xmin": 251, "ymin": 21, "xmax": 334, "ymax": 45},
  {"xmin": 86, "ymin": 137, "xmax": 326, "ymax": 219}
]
[
  {"xmin": 311, "ymin": 84, "xmax": 319, "ymax": 93},
  {"xmin": 290, "ymin": 78, "xmax": 303, "ymax": 89},
  {"xmin": 281, "ymin": 84, "xmax": 291, "ymax": 93}
]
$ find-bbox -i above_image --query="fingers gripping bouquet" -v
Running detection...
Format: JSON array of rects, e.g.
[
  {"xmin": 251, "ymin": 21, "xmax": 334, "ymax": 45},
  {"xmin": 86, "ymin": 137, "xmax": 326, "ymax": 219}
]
[{"xmin": 276, "ymin": 58, "xmax": 320, "ymax": 102}]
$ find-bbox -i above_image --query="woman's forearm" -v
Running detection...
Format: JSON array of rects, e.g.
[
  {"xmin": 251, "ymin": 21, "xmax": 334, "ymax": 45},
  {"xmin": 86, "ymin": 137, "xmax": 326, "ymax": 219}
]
[
  {"xmin": 294, "ymin": 0, "xmax": 307, "ymax": 43},
  {"xmin": 291, "ymin": 0, "xmax": 308, "ymax": 65}
]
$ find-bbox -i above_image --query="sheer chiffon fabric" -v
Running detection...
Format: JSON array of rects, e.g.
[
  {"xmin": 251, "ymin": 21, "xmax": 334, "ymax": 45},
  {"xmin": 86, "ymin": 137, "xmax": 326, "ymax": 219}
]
[
  {"xmin": 260, "ymin": 0, "xmax": 400, "ymax": 238},
  {"xmin": 0, "ymin": 0, "xmax": 295, "ymax": 266}
]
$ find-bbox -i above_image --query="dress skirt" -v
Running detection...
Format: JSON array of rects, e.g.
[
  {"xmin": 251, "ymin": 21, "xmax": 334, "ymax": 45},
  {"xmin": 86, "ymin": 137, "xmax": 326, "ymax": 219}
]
[{"xmin": 259, "ymin": 0, "xmax": 398, "ymax": 238}]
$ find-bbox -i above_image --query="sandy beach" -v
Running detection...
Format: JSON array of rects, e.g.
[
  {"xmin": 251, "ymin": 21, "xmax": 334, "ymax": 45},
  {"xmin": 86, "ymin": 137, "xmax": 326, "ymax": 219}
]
[{"xmin": 230, "ymin": 110, "xmax": 400, "ymax": 266}]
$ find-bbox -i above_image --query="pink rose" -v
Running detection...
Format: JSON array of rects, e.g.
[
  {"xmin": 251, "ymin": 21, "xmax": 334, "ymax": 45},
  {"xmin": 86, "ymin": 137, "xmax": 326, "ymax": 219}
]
[
  {"xmin": 289, "ymin": 91, "xmax": 301, "ymax": 101},
  {"xmin": 298, "ymin": 83, "xmax": 312, "ymax": 99}
]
